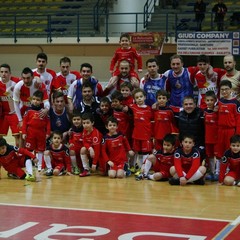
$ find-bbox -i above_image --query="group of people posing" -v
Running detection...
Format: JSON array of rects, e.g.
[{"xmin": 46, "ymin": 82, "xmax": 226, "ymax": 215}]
[{"xmin": 0, "ymin": 33, "xmax": 240, "ymax": 187}]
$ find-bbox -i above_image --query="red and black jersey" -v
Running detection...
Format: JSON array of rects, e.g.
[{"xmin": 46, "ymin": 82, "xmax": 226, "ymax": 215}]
[
  {"xmin": 174, "ymin": 147, "xmax": 201, "ymax": 180},
  {"xmin": 47, "ymin": 144, "xmax": 71, "ymax": 172},
  {"xmin": 0, "ymin": 145, "xmax": 35, "ymax": 171},
  {"xmin": 218, "ymin": 98, "xmax": 240, "ymax": 132},
  {"xmin": 219, "ymin": 149, "xmax": 240, "ymax": 183},
  {"xmin": 155, "ymin": 150, "xmax": 174, "ymax": 172}
]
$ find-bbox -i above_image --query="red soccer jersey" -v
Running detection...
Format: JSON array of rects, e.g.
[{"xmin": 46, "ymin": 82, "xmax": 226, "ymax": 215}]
[
  {"xmin": 195, "ymin": 68, "xmax": 225, "ymax": 109},
  {"xmin": 218, "ymin": 98, "xmax": 240, "ymax": 132},
  {"xmin": 129, "ymin": 104, "xmax": 153, "ymax": 140},
  {"xmin": 0, "ymin": 76, "xmax": 20, "ymax": 114},
  {"xmin": 219, "ymin": 149, "xmax": 240, "ymax": 183},
  {"xmin": 153, "ymin": 106, "xmax": 176, "ymax": 140},
  {"xmin": 174, "ymin": 147, "xmax": 201, "ymax": 180},
  {"xmin": 113, "ymin": 109, "xmax": 132, "ymax": 140},
  {"xmin": 32, "ymin": 68, "xmax": 56, "ymax": 96},
  {"xmin": 47, "ymin": 143, "xmax": 71, "ymax": 172},
  {"xmin": 51, "ymin": 71, "xmax": 81, "ymax": 103},
  {"xmin": 153, "ymin": 150, "xmax": 174, "ymax": 176},
  {"xmin": 110, "ymin": 47, "xmax": 142, "ymax": 72},
  {"xmin": 69, "ymin": 127, "xmax": 83, "ymax": 150},
  {"xmin": 101, "ymin": 132, "xmax": 131, "ymax": 165},
  {"xmin": 82, "ymin": 127, "xmax": 102, "ymax": 165},
  {"xmin": 204, "ymin": 109, "xmax": 218, "ymax": 144},
  {"xmin": 13, "ymin": 79, "xmax": 48, "ymax": 119},
  {"xmin": 122, "ymin": 95, "xmax": 134, "ymax": 107},
  {"xmin": 22, "ymin": 107, "xmax": 51, "ymax": 136}
]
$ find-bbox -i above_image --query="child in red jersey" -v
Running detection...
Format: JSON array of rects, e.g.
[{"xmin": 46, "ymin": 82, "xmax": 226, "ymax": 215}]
[
  {"xmin": 169, "ymin": 135, "xmax": 206, "ymax": 186},
  {"xmin": 203, "ymin": 91, "xmax": 219, "ymax": 181},
  {"xmin": 0, "ymin": 138, "xmax": 37, "ymax": 181},
  {"xmin": 152, "ymin": 90, "xmax": 177, "ymax": 151},
  {"xmin": 136, "ymin": 134, "xmax": 176, "ymax": 181},
  {"xmin": 216, "ymin": 80, "xmax": 240, "ymax": 160},
  {"xmin": 109, "ymin": 33, "xmax": 142, "ymax": 89},
  {"xmin": 68, "ymin": 110, "xmax": 83, "ymax": 175},
  {"xmin": 101, "ymin": 117, "xmax": 134, "ymax": 178},
  {"xmin": 128, "ymin": 88, "xmax": 153, "ymax": 175},
  {"xmin": 79, "ymin": 112, "xmax": 102, "ymax": 177},
  {"xmin": 219, "ymin": 134, "xmax": 240, "ymax": 186},
  {"xmin": 120, "ymin": 82, "xmax": 134, "ymax": 106},
  {"xmin": 22, "ymin": 90, "xmax": 50, "ymax": 171},
  {"xmin": 44, "ymin": 131, "xmax": 72, "ymax": 176}
]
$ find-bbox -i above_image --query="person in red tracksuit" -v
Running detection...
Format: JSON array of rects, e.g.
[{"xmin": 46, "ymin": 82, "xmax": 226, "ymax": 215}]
[
  {"xmin": 101, "ymin": 117, "xmax": 134, "ymax": 179},
  {"xmin": 169, "ymin": 135, "xmax": 207, "ymax": 185},
  {"xmin": 22, "ymin": 90, "xmax": 50, "ymax": 172}
]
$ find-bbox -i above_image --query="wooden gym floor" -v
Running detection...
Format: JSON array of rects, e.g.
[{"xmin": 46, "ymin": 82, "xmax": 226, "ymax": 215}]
[{"xmin": 0, "ymin": 135, "xmax": 239, "ymax": 239}]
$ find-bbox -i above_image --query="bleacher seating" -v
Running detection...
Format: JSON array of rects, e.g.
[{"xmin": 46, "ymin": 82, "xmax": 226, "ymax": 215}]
[
  {"xmin": 146, "ymin": 0, "xmax": 240, "ymax": 33},
  {"xmin": 0, "ymin": 0, "xmax": 99, "ymax": 38}
]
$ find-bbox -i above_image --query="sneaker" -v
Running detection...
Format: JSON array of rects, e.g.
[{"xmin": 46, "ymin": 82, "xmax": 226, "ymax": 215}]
[
  {"xmin": 73, "ymin": 166, "xmax": 80, "ymax": 175},
  {"xmin": 125, "ymin": 169, "xmax": 132, "ymax": 177},
  {"xmin": 129, "ymin": 166, "xmax": 136, "ymax": 173},
  {"xmin": 7, "ymin": 173, "xmax": 19, "ymax": 179},
  {"xmin": 205, "ymin": 173, "xmax": 214, "ymax": 181},
  {"xmin": 135, "ymin": 173, "xmax": 148, "ymax": 181},
  {"xmin": 135, "ymin": 173, "xmax": 144, "ymax": 181},
  {"xmin": 169, "ymin": 177, "xmax": 180, "ymax": 185},
  {"xmin": 25, "ymin": 174, "xmax": 35, "ymax": 182},
  {"xmin": 45, "ymin": 169, "xmax": 53, "ymax": 176},
  {"xmin": 194, "ymin": 178, "xmax": 205, "ymax": 185},
  {"xmin": 237, "ymin": 181, "xmax": 240, "ymax": 187},
  {"xmin": 212, "ymin": 174, "xmax": 219, "ymax": 181},
  {"xmin": 79, "ymin": 169, "xmax": 90, "ymax": 177},
  {"xmin": 134, "ymin": 170, "xmax": 142, "ymax": 176}
]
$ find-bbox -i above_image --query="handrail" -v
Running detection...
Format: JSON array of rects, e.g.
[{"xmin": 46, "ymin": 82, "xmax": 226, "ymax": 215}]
[
  {"xmin": 0, "ymin": 11, "xmax": 239, "ymax": 43},
  {"xmin": 94, "ymin": 0, "xmax": 109, "ymax": 31},
  {"xmin": 143, "ymin": 0, "xmax": 157, "ymax": 28}
]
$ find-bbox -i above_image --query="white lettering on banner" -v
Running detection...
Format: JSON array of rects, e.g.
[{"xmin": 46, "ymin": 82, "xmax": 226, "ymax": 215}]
[{"xmin": 118, "ymin": 232, "xmax": 207, "ymax": 240}]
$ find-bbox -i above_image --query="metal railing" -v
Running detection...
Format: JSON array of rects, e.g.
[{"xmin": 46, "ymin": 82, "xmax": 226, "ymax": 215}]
[{"xmin": 0, "ymin": 11, "xmax": 239, "ymax": 43}]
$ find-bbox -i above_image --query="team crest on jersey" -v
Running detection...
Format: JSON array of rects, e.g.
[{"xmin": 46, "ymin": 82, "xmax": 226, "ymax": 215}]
[
  {"xmin": 222, "ymin": 156, "xmax": 227, "ymax": 163},
  {"xmin": 45, "ymin": 80, "xmax": 50, "ymax": 86},
  {"xmin": 93, "ymin": 136, "xmax": 99, "ymax": 144},
  {"xmin": 174, "ymin": 152, "xmax": 180, "ymax": 158}
]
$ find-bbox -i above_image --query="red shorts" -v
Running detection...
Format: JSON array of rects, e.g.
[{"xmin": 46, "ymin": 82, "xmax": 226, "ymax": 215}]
[
  {"xmin": 53, "ymin": 164, "xmax": 65, "ymax": 173},
  {"xmin": 110, "ymin": 163, "xmax": 124, "ymax": 171},
  {"xmin": 0, "ymin": 114, "xmax": 19, "ymax": 135},
  {"xmin": 152, "ymin": 160, "xmax": 171, "ymax": 178},
  {"xmin": 3, "ymin": 156, "xmax": 26, "ymax": 178},
  {"xmin": 205, "ymin": 143, "xmax": 218, "ymax": 158},
  {"xmin": 25, "ymin": 133, "xmax": 46, "ymax": 152},
  {"xmin": 226, "ymin": 171, "xmax": 240, "ymax": 181},
  {"xmin": 132, "ymin": 139, "xmax": 152, "ymax": 153}
]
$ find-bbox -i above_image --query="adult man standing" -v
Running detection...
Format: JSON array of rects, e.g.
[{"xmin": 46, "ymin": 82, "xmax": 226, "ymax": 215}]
[
  {"xmin": 0, "ymin": 64, "xmax": 20, "ymax": 146},
  {"xmin": 32, "ymin": 52, "xmax": 56, "ymax": 96},
  {"xmin": 164, "ymin": 54, "xmax": 198, "ymax": 112},
  {"xmin": 140, "ymin": 58, "xmax": 167, "ymax": 106},
  {"xmin": 221, "ymin": 54, "xmax": 240, "ymax": 100},
  {"xmin": 212, "ymin": 0, "xmax": 227, "ymax": 31},
  {"xmin": 13, "ymin": 67, "xmax": 50, "ymax": 127},
  {"xmin": 51, "ymin": 57, "xmax": 81, "ymax": 104}
]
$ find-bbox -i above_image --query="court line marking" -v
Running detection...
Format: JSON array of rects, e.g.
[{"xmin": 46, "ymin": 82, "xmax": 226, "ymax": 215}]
[
  {"xmin": 0, "ymin": 202, "xmax": 231, "ymax": 223},
  {"xmin": 213, "ymin": 216, "xmax": 240, "ymax": 240}
]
